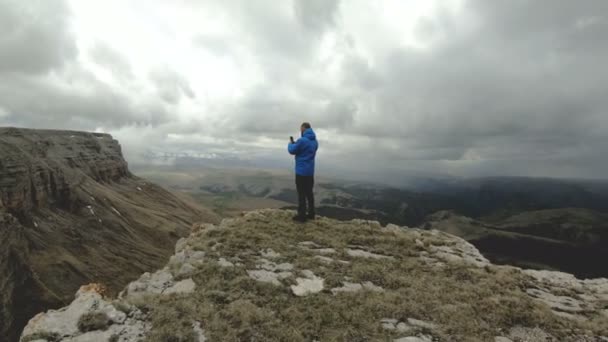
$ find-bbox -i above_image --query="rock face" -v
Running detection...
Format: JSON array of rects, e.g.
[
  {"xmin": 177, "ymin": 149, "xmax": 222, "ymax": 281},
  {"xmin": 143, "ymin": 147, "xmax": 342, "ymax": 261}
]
[
  {"xmin": 21, "ymin": 210, "xmax": 608, "ymax": 342},
  {"xmin": 0, "ymin": 128, "xmax": 218, "ymax": 341}
]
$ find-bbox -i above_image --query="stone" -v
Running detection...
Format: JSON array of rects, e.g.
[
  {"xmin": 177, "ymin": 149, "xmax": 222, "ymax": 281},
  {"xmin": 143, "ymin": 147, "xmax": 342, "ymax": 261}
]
[
  {"xmin": 316, "ymin": 248, "xmax": 337, "ymax": 255},
  {"xmin": 381, "ymin": 318, "xmax": 399, "ymax": 330},
  {"xmin": 247, "ymin": 270, "xmax": 292, "ymax": 286},
  {"xmin": 177, "ymin": 263, "xmax": 196, "ymax": 277},
  {"xmin": 218, "ymin": 258, "xmax": 234, "ymax": 267},
  {"xmin": 291, "ymin": 271, "xmax": 324, "ymax": 296},
  {"xmin": 428, "ymin": 243, "xmax": 489, "ymax": 267},
  {"xmin": 175, "ymin": 238, "xmax": 189, "ymax": 253},
  {"xmin": 407, "ymin": 318, "xmax": 438, "ymax": 330},
  {"xmin": 526, "ymin": 288, "xmax": 584, "ymax": 313},
  {"xmin": 193, "ymin": 321, "xmax": 207, "ymax": 342},
  {"xmin": 257, "ymin": 259, "xmax": 294, "ymax": 272},
  {"xmin": 383, "ymin": 223, "xmax": 403, "ymax": 233},
  {"xmin": 123, "ymin": 270, "xmax": 174, "ymax": 298},
  {"xmin": 314, "ymin": 255, "xmax": 334, "ymax": 264},
  {"xmin": 507, "ymin": 326, "xmax": 554, "ymax": 341},
  {"xmin": 20, "ymin": 285, "xmax": 150, "ymax": 342},
  {"xmin": 261, "ymin": 248, "xmax": 281, "ymax": 258},
  {"xmin": 494, "ymin": 337, "xmax": 513, "ymax": 342},
  {"xmin": 331, "ymin": 282, "xmax": 363, "ymax": 294},
  {"xmin": 394, "ymin": 336, "xmax": 433, "ymax": 342},
  {"xmin": 298, "ymin": 241, "xmax": 322, "ymax": 248},
  {"xmin": 164, "ymin": 278, "xmax": 196, "ymax": 294},
  {"xmin": 346, "ymin": 249, "xmax": 394, "ymax": 260},
  {"xmin": 331, "ymin": 281, "xmax": 383, "ymax": 295}
]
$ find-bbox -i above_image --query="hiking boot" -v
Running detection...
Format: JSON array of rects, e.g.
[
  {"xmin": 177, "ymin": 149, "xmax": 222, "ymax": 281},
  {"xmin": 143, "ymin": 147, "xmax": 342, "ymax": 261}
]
[{"xmin": 292, "ymin": 215, "xmax": 307, "ymax": 223}]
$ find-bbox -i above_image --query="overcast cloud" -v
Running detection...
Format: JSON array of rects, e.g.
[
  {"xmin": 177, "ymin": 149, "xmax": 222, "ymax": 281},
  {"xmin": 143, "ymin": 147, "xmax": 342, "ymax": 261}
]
[{"xmin": 1, "ymin": 0, "xmax": 607, "ymax": 181}]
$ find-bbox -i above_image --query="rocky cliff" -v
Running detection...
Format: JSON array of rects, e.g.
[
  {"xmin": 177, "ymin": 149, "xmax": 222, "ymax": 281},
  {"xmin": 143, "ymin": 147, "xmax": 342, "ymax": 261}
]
[
  {"xmin": 21, "ymin": 210, "xmax": 608, "ymax": 342},
  {"xmin": 0, "ymin": 128, "xmax": 218, "ymax": 341}
]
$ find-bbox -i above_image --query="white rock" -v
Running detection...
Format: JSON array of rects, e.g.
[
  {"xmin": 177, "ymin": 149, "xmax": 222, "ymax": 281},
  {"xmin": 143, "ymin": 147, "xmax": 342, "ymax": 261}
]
[
  {"xmin": 218, "ymin": 258, "xmax": 235, "ymax": 267},
  {"xmin": 394, "ymin": 336, "xmax": 433, "ymax": 342},
  {"xmin": 346, "ymin": 249, "xmax": 394, "ymax": 260},
  {"xmin": 164, "ymin": 278, "xmax": 196, "ymax": 294},
  {"xmin": 383, "ymin": 223, "xmax": 403, "ymax": 233},
  {"xmin": 396, "ymin": 322, "xmax": 414, "ymax": 333},
  {"xmin": 332, "ymin": 281, "xmax": 383, "ymax": 295},
  {"xmin": 494, "ymin": 337, "xmax": 513, "ymax": 342},
  {"xmin": 291, "ymin": 271, "xmax": 324, "ymax": 296},
  {"xmin": 314, "ymin": 255, "xmax": 334, "ymax": 264},
  {"xmin": 362, "ymin": 281, "xmax": 384, "ymax": 292},
  {"xmin": 407, "ymin": 318, "xmax": 438, "ymax": 330},
  {"xmin": 299, "ymin": 241, "xmax": 322, "ymax": 248},
  {"xmin": 247, "ymin": 270, "xmax": 292, "ymax": 286},
  {"xmin": 175, "ymin": 238, "xmax": 188, "ymax": 253},
  {"xmin": 331, "ymin": 282, "xmax": 363, "ymax": 294},
  {"xmin": 21, "ymin": 286, "xmax": 150, "ymax": 342},
  {"xmin": 261, "ymin": 248, "xmax": 281, "ymax": 258},
  {"xmin": 123, "ymin": 269, "xmax": 174, "ymax": 298},
  {"xmin": 177, "ymin": 263, "xmax": 196, "ymax": 277},
  {"xmin": 258, "ymin": 259, "xmax": 294, "ymax": 272},
  {"xmin": 507, "ymin": 326, "xmax": 554, "ymax": 341},
  {"xmin": 193, "ymin": 321, "xmax": 207, "ymax": 342},
  {"xmin": 428, "ymin": 243, "xmax": 489, "ymax": 267}
]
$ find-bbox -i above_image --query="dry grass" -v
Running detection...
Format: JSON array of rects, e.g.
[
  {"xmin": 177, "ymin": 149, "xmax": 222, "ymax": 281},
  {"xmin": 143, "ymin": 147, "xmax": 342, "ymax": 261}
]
[
  {"xmin": 124, "ymin": 210, "xmax": 607, "ymax": 341},
  {"xmin": 77, "ymin": 311, "xmax": 111, "ymax": 332}
]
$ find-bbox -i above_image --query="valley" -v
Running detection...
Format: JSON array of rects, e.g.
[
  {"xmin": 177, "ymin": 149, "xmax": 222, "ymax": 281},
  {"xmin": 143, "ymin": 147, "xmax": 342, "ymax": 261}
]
[{"xmin": 137, "ymin": 165, "xmax": 608, "ymax": 279}]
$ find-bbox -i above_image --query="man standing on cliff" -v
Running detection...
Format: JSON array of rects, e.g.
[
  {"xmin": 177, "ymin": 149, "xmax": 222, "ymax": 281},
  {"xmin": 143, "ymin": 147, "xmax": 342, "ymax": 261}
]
[{"xmin": 288, "ymin": 122, "xmax": 318, "ymax": 222}]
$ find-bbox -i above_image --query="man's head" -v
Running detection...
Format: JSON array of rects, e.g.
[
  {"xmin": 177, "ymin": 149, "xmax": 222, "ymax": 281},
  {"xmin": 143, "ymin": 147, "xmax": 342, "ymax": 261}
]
[{"xmin": 300, "ymin": 122, "xmax": 311, "ymax": 133}]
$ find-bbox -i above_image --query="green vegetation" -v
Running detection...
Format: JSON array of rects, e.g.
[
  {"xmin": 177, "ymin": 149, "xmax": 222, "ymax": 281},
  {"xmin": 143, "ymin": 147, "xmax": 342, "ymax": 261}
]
[
  {"xmin": 77, "ymin": 311, "xmax": 111, "ymax": 332},
  {"xmin": 21, "ymin": 331, "xmax": 61, "ymax": 342}
]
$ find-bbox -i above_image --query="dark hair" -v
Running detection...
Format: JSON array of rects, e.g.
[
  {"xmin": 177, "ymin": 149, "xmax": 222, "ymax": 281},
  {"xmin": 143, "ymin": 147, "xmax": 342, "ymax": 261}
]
[{"xmin": 301, "ymin": 122, "xmax": 311, "ymax": 129}]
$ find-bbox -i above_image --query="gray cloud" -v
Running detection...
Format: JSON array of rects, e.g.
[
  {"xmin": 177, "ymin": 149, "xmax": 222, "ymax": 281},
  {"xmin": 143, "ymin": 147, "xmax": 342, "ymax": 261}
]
[
  {"xmin": 293, "ymin": 0, "xmax": 340, "ymax": 33},
  {"xmin": 149, "ymin": 67, "xmax": 196, "ymax": 104},
  {"xmin": 0, "ymin": 0, "xmax": 77, "ymax": 74},
  {"xmin": 0, "ymin": 68, "xmax": 170, "ymax": 130},
  {"xmin": 89, "ymin": 42, "xmax": 134, "ymax": 81},
  {"xmin": 1, "ymin": 0, "xmax": 607, "ymax": 180}
]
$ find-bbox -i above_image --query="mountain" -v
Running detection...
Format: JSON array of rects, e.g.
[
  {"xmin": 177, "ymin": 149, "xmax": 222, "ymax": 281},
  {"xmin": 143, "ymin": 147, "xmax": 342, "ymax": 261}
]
[
  {"xmin": 0, "ymin": 128, "xmax": 218, "ymax": 341},
  {"xmin": 425, "ymin": 209, "xmax": 608, "ymax": 278},
  {"xmin": 20, "ymin": 210, "xmax": 608, "ymax": 341}
]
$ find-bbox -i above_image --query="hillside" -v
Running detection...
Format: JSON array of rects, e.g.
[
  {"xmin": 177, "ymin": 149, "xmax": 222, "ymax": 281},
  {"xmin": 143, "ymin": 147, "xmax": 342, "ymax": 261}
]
[
  {"xmin": 21, "ymin": 210, "xmax": 608, "ymax": 341},
  {"xmin": 0, "ymin": 128, "xmax": 218, "ymax": 341},
  {"xmin": 425, "ymin": 209, "xmax": 608, "ymax": 278}
]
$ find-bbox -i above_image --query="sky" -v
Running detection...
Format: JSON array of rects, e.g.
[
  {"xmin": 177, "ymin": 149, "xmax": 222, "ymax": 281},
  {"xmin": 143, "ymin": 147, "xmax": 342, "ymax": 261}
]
[{"xmin": 1, "ymin": 0, "xmax": 607, "ymax": 181}]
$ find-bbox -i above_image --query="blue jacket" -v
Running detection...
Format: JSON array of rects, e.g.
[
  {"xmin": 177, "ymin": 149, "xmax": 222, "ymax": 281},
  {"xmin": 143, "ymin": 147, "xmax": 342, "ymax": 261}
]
[{"xmin": 288, "ymin": 128, "xmax": 318, "ymax": 176}]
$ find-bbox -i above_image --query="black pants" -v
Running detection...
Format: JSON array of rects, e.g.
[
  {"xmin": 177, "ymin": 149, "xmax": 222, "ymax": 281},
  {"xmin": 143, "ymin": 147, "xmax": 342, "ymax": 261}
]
[{"xmin": 296, "ymin": 175, "xmax": 314, "ymax": 217}]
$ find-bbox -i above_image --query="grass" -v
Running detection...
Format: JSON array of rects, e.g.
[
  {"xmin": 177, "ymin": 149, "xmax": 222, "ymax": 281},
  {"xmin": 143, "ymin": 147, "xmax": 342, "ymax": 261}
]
[
  {"xmin": 122, "ymin": 210, "xmax": 607, "ymax": 341},
  {"xmin": 21, "ymin": 331, "xmax": 61, "ymax": 342},
  {"xmin": 77, "ymin": 311, "xmax": 111, "ymax": 332}
]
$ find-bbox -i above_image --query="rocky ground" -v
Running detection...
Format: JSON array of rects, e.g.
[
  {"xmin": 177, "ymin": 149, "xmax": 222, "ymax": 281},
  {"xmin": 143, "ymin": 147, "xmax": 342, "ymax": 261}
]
[
  {"xmin": 21, "ymin": 209, "xmax": 608, "ymax": 342},
  {"xmin": 0, "ymin": 128, "xmax": 218, "ymax": 340}
]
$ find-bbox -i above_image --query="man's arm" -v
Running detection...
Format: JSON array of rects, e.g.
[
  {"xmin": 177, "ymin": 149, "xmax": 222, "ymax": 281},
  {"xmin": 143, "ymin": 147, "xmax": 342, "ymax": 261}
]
[{"xmin": 288, "ymin": 139, "xmax": 301, "ymax": 155}]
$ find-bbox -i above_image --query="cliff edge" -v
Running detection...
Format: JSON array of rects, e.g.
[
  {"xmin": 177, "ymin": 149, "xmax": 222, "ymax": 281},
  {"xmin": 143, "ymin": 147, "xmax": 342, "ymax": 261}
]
[
  {"xmin": 0, "ymin": 128, "xmax": 218, "ymax": 340},
  {"xmin": 21, "ymin": 209, "xmax": 608, "ymax": 342}
]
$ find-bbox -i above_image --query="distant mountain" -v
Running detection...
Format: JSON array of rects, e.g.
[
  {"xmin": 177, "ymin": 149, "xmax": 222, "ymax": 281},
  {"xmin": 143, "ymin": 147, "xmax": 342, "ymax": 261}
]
[
  {"xmin": 0, "ymin": 128, "xmax": 218, "ymax": 341},
  {"xmin": 424, "ymin": 209, "xmax": 608, "ymax": 278},
  {"xmin": 128, "ymin": 165, "xmax": 608, "ymax": 278}
]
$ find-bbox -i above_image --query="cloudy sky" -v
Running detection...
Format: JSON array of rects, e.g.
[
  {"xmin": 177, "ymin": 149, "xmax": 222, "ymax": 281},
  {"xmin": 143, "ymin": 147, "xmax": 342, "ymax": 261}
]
[{"xmin": 1, "ymin": 0, "xmax": 607, "ymax": 181}]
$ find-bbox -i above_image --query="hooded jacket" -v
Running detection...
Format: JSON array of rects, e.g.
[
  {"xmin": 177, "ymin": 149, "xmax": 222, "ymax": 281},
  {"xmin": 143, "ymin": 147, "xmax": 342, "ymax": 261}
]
[{"xmin": 288, "ymin": 128, "xmax": 318, "ymax": 176}]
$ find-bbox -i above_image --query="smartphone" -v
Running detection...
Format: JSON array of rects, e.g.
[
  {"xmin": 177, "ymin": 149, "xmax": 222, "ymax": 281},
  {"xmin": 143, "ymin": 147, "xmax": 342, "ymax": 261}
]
[{"xmin": 290, "ymin": 136, "xmax": 294, "ymax": 143}]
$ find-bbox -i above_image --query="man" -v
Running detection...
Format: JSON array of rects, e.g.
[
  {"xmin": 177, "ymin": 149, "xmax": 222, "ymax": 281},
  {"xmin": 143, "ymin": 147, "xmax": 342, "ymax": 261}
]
[{"xmin": 288, "ymin": 122, "xmax": 318, "ymax": 222}]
